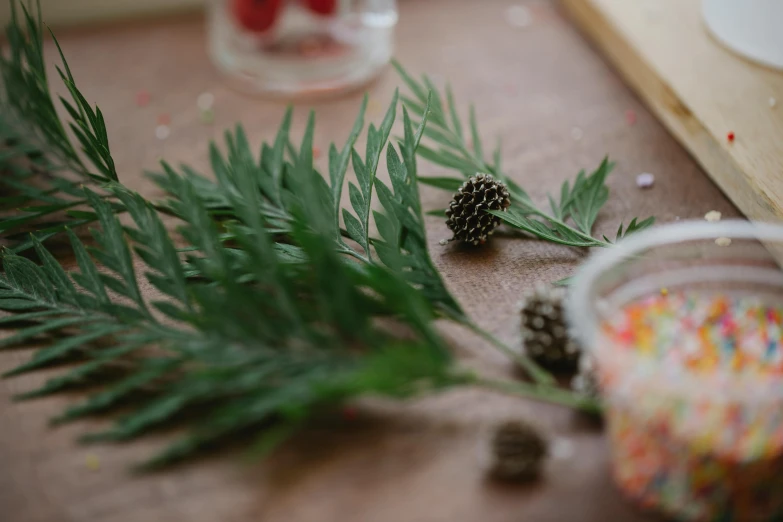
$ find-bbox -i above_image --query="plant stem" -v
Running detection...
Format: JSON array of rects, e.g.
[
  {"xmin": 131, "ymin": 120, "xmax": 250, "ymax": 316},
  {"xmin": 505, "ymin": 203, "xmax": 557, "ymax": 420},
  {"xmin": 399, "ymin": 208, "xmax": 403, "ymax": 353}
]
[
  {"xmin": 528, "ymin": 208, "xmax": 611, "ymax": 248},
  {"xmin": 472, "ymin": 375, "xmax": 602, "ymax": 415},
  {"xmin": 464, "ymin": 320, "xmax": 556, "ymax": 386}
]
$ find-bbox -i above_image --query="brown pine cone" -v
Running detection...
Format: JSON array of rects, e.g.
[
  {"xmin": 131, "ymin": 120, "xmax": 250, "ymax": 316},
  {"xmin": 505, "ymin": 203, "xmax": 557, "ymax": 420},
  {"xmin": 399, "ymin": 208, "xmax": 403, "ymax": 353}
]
[
  {"xmin": 519, "ymin": 284, "xmax": 581, "ymax": 372},
  {"xmin": 445, "ymin": 173, "xmax": 511, "ymax": 245},
  {"xmin": 487, "ymin": 420, "xmax": 548, "ymax": 481}
]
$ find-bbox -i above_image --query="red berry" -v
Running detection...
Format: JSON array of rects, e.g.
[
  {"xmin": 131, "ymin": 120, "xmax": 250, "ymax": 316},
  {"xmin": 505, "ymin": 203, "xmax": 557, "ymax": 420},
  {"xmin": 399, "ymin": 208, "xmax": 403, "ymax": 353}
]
[
  {"xmin": 306, "ymin": 0, "xmax": 337, "ymax": 15},
  {"xmin": 233, "ymin": 0, "xmax": 283, "ymax": 33}
]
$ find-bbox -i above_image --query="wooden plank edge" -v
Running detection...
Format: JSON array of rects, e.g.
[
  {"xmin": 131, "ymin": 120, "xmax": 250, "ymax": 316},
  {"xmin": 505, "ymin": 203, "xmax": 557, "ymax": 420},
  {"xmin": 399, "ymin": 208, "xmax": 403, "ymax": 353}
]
[{"xmin": 559, "ymin": 0, "xmax": 781, "ymax": 223}]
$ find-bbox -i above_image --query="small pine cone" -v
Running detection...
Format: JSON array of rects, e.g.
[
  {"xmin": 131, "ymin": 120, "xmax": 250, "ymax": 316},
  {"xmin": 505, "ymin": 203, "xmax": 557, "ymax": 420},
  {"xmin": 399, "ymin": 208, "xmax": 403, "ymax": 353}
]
[
  {"xmin": 488, "ymin": 420, "xmax": 547, "ymax": 481},
  {"xmin": 445, "ymin": 173, "xmax": 511, "ymax": 245},
  {"xmin": 519, "ymin": 285, "xmax": 581, "ymax": 371}
]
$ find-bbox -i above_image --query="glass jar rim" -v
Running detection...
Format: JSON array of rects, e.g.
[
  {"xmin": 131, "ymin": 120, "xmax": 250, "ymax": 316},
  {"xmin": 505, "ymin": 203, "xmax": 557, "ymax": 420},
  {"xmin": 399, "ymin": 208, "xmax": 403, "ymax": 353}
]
[{"xmin": 567, "ymin": 219, "xmax": 783, "ymax": 349}]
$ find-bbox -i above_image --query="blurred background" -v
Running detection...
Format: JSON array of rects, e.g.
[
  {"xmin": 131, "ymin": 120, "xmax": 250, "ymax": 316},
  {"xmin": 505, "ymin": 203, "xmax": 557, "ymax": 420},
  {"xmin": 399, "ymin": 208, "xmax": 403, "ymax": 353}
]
[{"xmin": 0, "ymin": 0, "xmax": 201, "ymax": 26}]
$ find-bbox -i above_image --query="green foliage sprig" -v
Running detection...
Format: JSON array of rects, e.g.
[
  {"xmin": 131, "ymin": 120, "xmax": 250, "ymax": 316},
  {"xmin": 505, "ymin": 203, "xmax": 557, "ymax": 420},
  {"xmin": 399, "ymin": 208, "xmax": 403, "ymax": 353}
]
[
  {"xmin": 392, "ymin": 61, "xmax": 655, "ymax": 249},
  {"xmin": 0, "ymin": 2, "xmax": 599, "ymax": 469}
]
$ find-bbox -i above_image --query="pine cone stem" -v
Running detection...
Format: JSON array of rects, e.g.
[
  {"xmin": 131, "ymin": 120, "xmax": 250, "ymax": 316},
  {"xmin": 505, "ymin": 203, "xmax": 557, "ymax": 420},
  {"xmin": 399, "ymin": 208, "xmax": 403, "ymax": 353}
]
[{"xmin": 466, "ymin": 320, "xmax": 555, "ymax": 386}]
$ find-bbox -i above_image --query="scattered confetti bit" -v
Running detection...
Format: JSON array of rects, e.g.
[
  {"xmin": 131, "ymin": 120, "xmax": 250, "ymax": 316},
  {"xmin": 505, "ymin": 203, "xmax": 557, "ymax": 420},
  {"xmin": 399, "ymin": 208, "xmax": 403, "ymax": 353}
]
[
  {"xmin": 550, "ymin": 437, "xmax": 575, "ymax": 460},
  {"xmin": 505, "ymin": 5, "xmax": 532, "ymax": 28},
  {"xmin": 625, "ymin": 109, "xmax": 637, "ymax": 125},
  {"xmin": 636, "ymin": 172, "xmax": 655, "ymax": 189},
  {"xmin": 199, "ymin": 109, "xmax": 214, "ymax": 125},
  {"xmin": 312, "ymin": 146, "xmax": 321, "ymax": 159},
  {"xmin": 197, "ymin": 91, "xmax": 215, "ymax": 111},
  {"xmin": 157, "ymin": 113, "xmax": 171, "ymax": 126},
  {"xmin": 570, "ymin": 127, "xmax": 584, "ymax": 141},
  {"xmin": 727, "ymin": 131, "xmax": 735, "ymax": 143},
  {"xmin": 715, "ymin": 237, "xmax": 732, "ymax": 247},
  {"xmin": 155, "ymin": 124, "xmax": 171, "ymax": 141},
  {"xmin": 769, "ymin": 97, "xmax": 777, "ymax": 108},
  {"xmin": 85, "ymin": 454, "xmax": 100, "ymax": 471},
  {"xmin": 704, "ymin": 210, "xmax": 722, "ymax": 222},
  {"xmin": 135, "ymin": 90, "xmax": 150, "ymax": 108},
  {"xmin": 660, "ymin": 287, "xmax": 668, "ymax": 296}
]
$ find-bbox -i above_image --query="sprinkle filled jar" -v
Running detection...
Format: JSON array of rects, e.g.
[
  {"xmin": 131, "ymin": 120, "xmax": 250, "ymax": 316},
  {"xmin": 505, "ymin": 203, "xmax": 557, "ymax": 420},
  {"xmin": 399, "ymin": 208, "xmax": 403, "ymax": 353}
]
[
  {"xmin": 207, "ymin": 0, "xmax": 397, "ymax": 97},
  {"xmin": 568, "ymin": 221, "xmax": 783, "ymax": 522}
]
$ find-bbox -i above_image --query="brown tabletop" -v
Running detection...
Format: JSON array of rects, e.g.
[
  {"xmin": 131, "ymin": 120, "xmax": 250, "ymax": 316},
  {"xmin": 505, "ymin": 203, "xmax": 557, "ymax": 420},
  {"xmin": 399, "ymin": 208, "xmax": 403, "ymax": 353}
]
[{"xmin": 0, "ymin": 1, "xmax": 741, "ymax": 521}]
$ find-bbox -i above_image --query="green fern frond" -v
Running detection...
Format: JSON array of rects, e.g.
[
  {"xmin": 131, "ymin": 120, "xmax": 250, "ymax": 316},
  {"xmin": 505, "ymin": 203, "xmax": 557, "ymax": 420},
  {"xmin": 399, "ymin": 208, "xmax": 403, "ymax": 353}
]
[{"xmin": 0, "ymin": 0, "xmax": 600, "ymax": 470}]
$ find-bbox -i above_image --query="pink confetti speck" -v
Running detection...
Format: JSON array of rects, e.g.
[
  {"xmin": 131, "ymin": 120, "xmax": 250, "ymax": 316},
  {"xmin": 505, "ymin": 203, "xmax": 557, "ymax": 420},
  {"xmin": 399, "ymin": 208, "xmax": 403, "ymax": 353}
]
[
  {"xmin": 135, "ymin": 90, "xmax": 150, "ymax": 108},
  {"xmin": 625, "ymin": 109, "xmax": 637, "ymax": 125},
  {"xmin": 155, "ymin": 124, "xmax": 170, "ymax": 141},
  {"xmin": 313, "ymin": 146, "xmax": 321, "ymax": 159},
  {"xmin": 636, "ymin": 172, "xmax": 655, "ymax": 189},
  {"xmin": 157, "ymin": 113, "xmax": 171, "ymax": 126}
]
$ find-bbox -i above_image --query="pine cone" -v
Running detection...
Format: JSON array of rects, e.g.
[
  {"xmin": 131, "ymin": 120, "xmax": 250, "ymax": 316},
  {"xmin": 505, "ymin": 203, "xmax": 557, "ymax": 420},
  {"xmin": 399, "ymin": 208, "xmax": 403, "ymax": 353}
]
[
  {"xmin": 488, "ymin": 420, "xmax": 547, "ymax": 481},
  {"xmin": 445, "ymin": 173, "xmax": 511, "ymax": 245},
  {"xmin": 519, "ymin": 285, "xmax": 580, "ymax": 371}
]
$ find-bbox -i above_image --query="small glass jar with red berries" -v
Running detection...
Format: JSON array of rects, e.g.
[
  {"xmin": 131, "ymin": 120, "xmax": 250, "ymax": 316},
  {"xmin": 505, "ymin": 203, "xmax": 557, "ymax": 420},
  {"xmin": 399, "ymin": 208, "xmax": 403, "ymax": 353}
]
[{"xmin": 208, "ymin": 0, "xmax": 398, "ymax": 97}]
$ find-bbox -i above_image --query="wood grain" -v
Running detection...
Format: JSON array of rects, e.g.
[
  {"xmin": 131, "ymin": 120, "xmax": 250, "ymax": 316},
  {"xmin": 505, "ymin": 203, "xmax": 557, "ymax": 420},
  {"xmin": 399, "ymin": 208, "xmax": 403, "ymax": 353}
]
[
  {"xmin": 1, "ymin": 1, "xmax": 741, "ymax": 521},
  {"xmin": 560, "ymin": 0, "xmax": 783, "ymax": 225}
]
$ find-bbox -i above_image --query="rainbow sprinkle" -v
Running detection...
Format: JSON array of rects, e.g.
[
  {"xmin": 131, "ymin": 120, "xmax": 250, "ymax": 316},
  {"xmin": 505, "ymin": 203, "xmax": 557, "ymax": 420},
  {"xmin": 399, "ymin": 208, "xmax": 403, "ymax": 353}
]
[{"xmin": 597, "ymin": 292, "xmax": 783, "ymax": 521}]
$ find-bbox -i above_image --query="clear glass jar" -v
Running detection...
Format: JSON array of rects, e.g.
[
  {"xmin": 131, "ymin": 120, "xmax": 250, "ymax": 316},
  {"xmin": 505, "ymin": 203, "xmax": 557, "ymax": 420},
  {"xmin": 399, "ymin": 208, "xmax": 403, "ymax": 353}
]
[
  {"xmin": 568, "ymin": 220, "xmax": 783, "ymax": 521},
  {"xmin": 207, "ymin": 0, "xmax": 398, "ymax": 97}
]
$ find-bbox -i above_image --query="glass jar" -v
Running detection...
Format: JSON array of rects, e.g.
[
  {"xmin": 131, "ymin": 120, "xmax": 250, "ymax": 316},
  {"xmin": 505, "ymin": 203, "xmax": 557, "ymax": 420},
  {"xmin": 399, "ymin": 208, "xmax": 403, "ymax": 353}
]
[
  {"xmin": 207, "ymin": 0, "xmax": 398, "ymax": 97},
  {"xmin": 568, "ymin": 220, "xmax": 783, "ymax": 521}
]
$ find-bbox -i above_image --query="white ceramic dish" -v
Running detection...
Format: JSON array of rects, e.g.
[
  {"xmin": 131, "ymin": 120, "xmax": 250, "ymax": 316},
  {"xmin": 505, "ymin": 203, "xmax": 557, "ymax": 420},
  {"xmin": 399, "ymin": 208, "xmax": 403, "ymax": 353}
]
[{"xmin": 703, "ymin": 0, "xmax": 783, "ymax": 70}]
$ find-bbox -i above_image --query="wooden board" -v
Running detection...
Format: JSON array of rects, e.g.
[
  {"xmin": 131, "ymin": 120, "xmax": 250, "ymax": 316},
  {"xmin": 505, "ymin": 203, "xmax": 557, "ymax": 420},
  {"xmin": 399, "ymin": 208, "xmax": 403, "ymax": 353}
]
[
  {"xmin": 560, "ymin": 0, "xmax": 783, "ymax": 224},
  {"xmin": 1, "ymin": 1, "xmax": 741, "ymax": 521}
]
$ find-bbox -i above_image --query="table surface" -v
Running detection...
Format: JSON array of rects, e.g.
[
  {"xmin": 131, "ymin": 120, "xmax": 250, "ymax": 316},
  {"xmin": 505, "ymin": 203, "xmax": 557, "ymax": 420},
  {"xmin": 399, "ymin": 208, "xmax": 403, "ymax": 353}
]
[{"xmin": 0, "ymin": 1, "xmax": 740, "ymax": 521}]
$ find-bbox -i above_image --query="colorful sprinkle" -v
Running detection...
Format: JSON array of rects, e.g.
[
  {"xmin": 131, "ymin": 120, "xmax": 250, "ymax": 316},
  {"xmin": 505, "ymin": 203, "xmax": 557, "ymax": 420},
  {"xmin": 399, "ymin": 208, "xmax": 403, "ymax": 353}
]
[
  {"xmin": 197, "ymin": 91, "xmax": 215, "ymax": 111},
  {"xmin": 157, "ymin": 113, "xmax": 171, "ymax": 126},
  {"xmin": 199, "ymin": 109, "xmax": 215, "ymax": 125},
  {"xmin": 727, "ymin": 131, "xmax": 735, "ymax": 143},
  {"xmin": 155, "ymin": 124, "xmax": 171, "ymax": 141},
  {"xmin": 135, "ymin": 90, "xmax": 150, "ymax": 107},
  {"xmin": 597, "ymin": 292, "xmax": 783, "ymax": 520},
  {"xmin": 660, "ymin": 287, "xmax": 668, "ymax": 296},
  {"xmin": 85, "ymin": 454, "xmax": 100, "ymax": 471},
  {"xmin": 505, "ymin": 5, "xmax": 532, "ymax": 28},
  {"xmin": 550, "ymin": 437, "xmax": 575, "ymax": 460},
  {"xmin": 625, "ymin": 109, "xmax": 637, "ymax": 125},
  {"xmin": 312, "ymin": 146, "xmax": 321, "ymax": 159},
  {"xmin": 704, "ymin": 210, "xmax": 722, "ymax": 222},
  {"xmin": 636, "ymin": 172, "xmax": 654, "ymax": 188}
]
